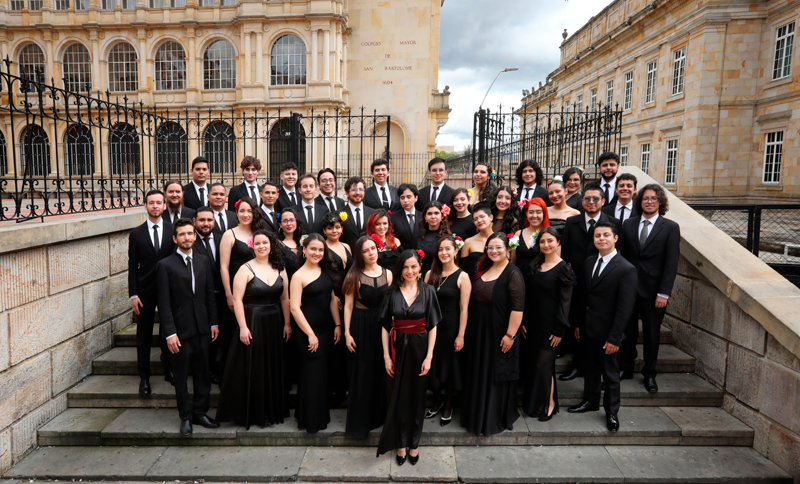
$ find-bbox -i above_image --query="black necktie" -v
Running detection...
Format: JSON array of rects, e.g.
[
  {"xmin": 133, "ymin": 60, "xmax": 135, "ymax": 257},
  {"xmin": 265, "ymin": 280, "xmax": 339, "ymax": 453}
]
[
  {"xmin": 199, "ymin": 187, "xmax": 205, "ymax": 206},
  {"xmin": 186, "ymin": 256, "xmax": 195, "ymax": 294},
  {"xmin": 289, "ymin": 192, "xmax": 296, "ymax": 205},
  {"xmin": 153, "ymin": 224, "xmax": 160, "ymax": 253},
  {"xmin": 218, "ymin": 212, "xmax": 226, "ymax": 232},
  {"xmin": 381, "ymin": 187, "xmax": 389, "ymax": 209},
  {"xmin": 640, "ymin": 219, "xmax": 651, "ymax": 248},
  {"xmin": 592, "ymin": 257, "xmax": 604, "ymax": 284},
  {"xmin": 604, "ymin": 183, "xmax": 611, "ymax": 204},
  {"xmin": 326, "ymin": 197, "xmax": 335, "ymax": 213},
  {"xmin": 173, "ymin": 212, "xmax": 179, "ymax": 224},
  {"xmin": 525, "ymin": 187, "xmax": 531, "ymax": 200},
  {"xmin": 619, "ymin": 205, "xmax": 626, "ymax": 223},
  {"xmin": 431, "ymin": 186, "xmax": 438, "ymax": 203},
  {"xmin": 355, "ymin": 207, "xmax": 362, "ymax": 232},
  {"xmin": 249, "ymin": 186, "xmax": 256, "ymax": 201},
  {"xmin": 203, "ymin": 236, "xmax": 214, "ymax": 262},
  {"xmin": 306, "ymin": 206, "xmax": 314, "ymax": 226},
  {"xmin": 587, "ymin": 218, "xmax": 596, "ymax": 236}
]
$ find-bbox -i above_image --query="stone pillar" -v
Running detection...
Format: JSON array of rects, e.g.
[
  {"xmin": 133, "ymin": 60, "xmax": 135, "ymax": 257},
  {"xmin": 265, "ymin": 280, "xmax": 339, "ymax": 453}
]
[
  {"xmin": 243, "ymin": 30, "xmax": 251, "ymax": 84},
  {"xmin": 310, "ymin": 28, "xmax": 318, "ymax": 82},
  {"xmin": 44, "ymin": 30, "xmax": 56, "ymax": 85},
  {"xmin": 90, "ymin": 34, "xmax": 103, "ymax": 93},
  {"xmin": 137, "ymin": 29, "xmax": 147, "ymax": 91},
  {"xmin": 256, "ymin": 30, "xmax": 264, "ymax": 85},
  {"xmin": 335, "ymin": 28, "xmax": 342, "ymax": 84},
  {"xmin": 322, "ymin": 28, "xmax": 330, "ymax": 82}
]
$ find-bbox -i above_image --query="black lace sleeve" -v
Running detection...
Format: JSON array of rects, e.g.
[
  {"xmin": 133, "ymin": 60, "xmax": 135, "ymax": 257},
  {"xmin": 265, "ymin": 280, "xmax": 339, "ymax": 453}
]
[
  {"xmin": 507, "ymin": 266, "xmax": 526, "ymax": 312},
  {"xmin": 379, "ymin": 288, "xmax": 395, "ymax": 332},
  {"xmin": 556, "ymin": 262, "xmax": 576, "ymax": 331}
]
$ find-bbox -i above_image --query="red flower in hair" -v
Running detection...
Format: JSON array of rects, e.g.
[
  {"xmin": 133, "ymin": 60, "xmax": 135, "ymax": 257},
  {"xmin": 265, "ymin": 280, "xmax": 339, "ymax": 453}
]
[
  {"xmin": 388, "ymin": 210, "xmax": 392, "ymax": 215},
  {"xmin": 454, "ymin": 235, "xmax": 464, "ymax": 242},
  {"xmin": 235, "ymin": 199, "xmax": 241, "ymax": 210},
  {"xmin": 370, "ymin": 233, "xmax": 384, "ymax": 249},
  {"xmin": 507, "ymin": 233, "xmax": 514, "ymax": 239},
  {"xmin": 416, "ymin": 249, "xmax": 425, "ymax": 259}
]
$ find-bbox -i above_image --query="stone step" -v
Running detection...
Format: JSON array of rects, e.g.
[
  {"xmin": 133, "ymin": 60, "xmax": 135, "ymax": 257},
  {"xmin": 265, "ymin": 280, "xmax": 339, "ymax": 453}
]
[
  {"xmin": 93, "ymin": 344, "xmax": 696, "ymax": 376},
  {"xmin": 38, "ymin": 406, "xmax": 753, "ymax": 447},
  {"xmin": 5, "ymin": 445, "xmax": 790, "ymax": 483},
  {"xmin": 113, "ymin": 321, "xmax": 676, "ymax": 347},
  {"xmin": 66, "ymin": 373, "xmax": 724, "ymax": 409}
]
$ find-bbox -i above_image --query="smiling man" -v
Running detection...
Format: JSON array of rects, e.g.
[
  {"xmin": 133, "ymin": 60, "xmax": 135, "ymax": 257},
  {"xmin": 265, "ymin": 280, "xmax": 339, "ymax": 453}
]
[
  {"xmin": 228, "ymin": 156, "xmax": 262, "ymax": 211},
  {"xmin": 602, "ymin": 173, "xmax": 638, "ymax": 224},
  {"xmin": 596, "ymin": 152, "xmax": 620, "ymax": 207},
  {"xmin": 416, "ymin": 157, "xmax": 454, "ymax": 211},
  {"xmin": 364, "ymin": 158, "xmax": 401, "ymax": 212}
]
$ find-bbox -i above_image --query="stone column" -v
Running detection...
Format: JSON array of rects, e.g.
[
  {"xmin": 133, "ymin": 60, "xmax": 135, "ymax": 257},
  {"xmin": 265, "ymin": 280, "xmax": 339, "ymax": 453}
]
[
  {"xmin": 256, "ymin": 30, "xmax": 263, "ymax": 85},
  {"xmin": 243, "ymin": 29, "xmax": 251, "ymax": 84},
  {"xmin": 137, "ymin": 29, "xmax": 147, "ymax": 91},
  {"xmin": 186, "ymin": 27, "xmax": 197, "ymax": 90},
  {"xmin": 335, "ymin": 28, "xmax": 342, "ymax": 84},
  {"xmin": 310, "ymin": 28, "xmax": 318, "ymax": 82},
  {"xmin": 322, "ymin": 28, "xmax": 330, "ymax": 82},
  {"xmin": 90, "ymin": 34, "xmax": 103, "ymax": 93},
  {"xmin": 44, "ymin": 30, "xmax": 56, "ymax": 85}
]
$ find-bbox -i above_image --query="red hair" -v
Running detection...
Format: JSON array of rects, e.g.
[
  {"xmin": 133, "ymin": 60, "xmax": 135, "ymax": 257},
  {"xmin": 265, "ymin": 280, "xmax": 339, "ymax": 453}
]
[
  {"xmin": 366, "ymin": 209, "xmax": 398, "ymax": 250},
  {"xmin": 523, "ymin": 197, "xmax": 550, "ymax": 229}
]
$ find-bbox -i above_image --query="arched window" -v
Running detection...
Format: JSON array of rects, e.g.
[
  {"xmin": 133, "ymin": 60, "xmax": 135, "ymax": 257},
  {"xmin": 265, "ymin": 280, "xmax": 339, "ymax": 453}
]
[
  {"xmin": 156, "ymin": 121, "xmax": 187, "ymax": 174},
  {"xmin": 19, "ymin": 44, "xmax": 46, "ymax": 93},
  {"xmin": 203, "ymin": 121, "xmax": 235, "ymax": 173},
  {"xmin": 154, "ymin": 41, "xmax": 186, "ymax": 91},
  {"xmin": 0, "ymin": 130, "xmax": 7, "ymax": 177},
  {"xmin": 64, "ymin": 125, "xmax": 94, "ymax": 176},
  {"xmin": 270, "ymin": 35, "xmax": 306, "ymax": 86},
  {"xmin": 62, "ymin": 43, "xmax": 92, "ymax": 92},
  {"xmin": 20, "ymin": 125, "xmax": 50, "ymax": 177},
  {"xmin": 203, "ymin": 40, "xmax": 236, "ymax": 90},
  {"xmin": 109, "ymin": 123, "xmax": 140, "ymax": 175},
  {"xmin": 269, "ymin": 117, "xmax": 305, "ymax": 177},
  {"xmin": 108, "ymin": 43, "xmax": 138, "ymax": 92}
]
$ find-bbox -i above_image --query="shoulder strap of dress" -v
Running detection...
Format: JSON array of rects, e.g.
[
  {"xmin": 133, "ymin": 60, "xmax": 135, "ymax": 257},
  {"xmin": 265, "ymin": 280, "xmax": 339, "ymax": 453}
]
[{"xmin": 244, "ymin": 263, "xmax": 255, "ymax": 275}]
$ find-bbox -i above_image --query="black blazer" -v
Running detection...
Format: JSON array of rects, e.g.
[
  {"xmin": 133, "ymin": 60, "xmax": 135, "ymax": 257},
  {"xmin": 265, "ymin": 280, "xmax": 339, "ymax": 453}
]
[
  {"xmin": 596, "ymin": 179, "xmax": 619, "ymax": 207},
  {"xmin": 620, "ymin": 215, "xmax": 681, "ymax": 300},
  {"xmin": 515, "ymin": 184, "xmax": 551, "ymax": 208},
  {"xmin": 583, "ymin": 252, "xmax": 637, "ymax": 346},
  {"xmin": 211, "ymin": 209, "xmax": 238, "ymax": 236},
  {"xmin": 560, "ymin": 212, "xmax": 622, "ymax": 282},
  {"xmin": 566, "ymin": 193, "xmax": 583, "ymax": 211},
  {"xmin": 416, "ymin": 183, "xmax": 455, "ymax": 211},
  {"xmin": 156, "ymin": 252, "xmax": 218, "ymax": 341},
  {"xmin": 128, "ymin": 218, "xmax": 176, "ymax": 304},
  {"xmin": 275, "ymin": 187, "xmax": 301, "ymax": 213},
  {"xmin": 391, "ymin": 209, "xmax": 421, "ymax": 250},
  {"xmin": 602, "ymin": 201, "xmax": 638, "ymax": 225},
  {"xmin": 165, "ymin": 207, "xmax": 196, "ymax": 225},
  {"xmin": 364, "ymin": 184, "xmax": 401, "ymax": 212},
  {"xmin": 182, "ymin": 182, "xmax": 208, "ymax": 210},
  {"xmin": 299, "ymin": 202, "xmax": 329, "ymax": 235},
  {"xmin": 192, "ymin": 232, "xmax": 222, "ymax": 294},
  {"xmin": 315, "ymin": 194, "xmax": 347, "ymax": 214},
  {"xmin": 340, "ymin": 204, "xmax": 374, "ymax": 248},
  {"xmin": 227, "ymin": 182, "xmax": 262, "ymax": 212},
  {"xmin": 260, "ymin": 206, "xmax": 279, "ymax": 233}
]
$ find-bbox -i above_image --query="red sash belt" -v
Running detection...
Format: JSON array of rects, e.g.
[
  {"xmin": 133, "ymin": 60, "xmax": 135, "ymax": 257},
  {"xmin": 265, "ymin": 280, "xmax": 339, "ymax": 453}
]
[{"xmin": 390, "ymin": 318, "xmax": 426, "ymax": 365}]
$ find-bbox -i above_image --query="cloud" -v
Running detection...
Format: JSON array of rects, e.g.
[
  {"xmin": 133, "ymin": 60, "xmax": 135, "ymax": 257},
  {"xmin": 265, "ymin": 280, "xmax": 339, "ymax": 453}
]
[{"xmin": 436, "ymin": 0, "xmax": 609, "ymax": 150}]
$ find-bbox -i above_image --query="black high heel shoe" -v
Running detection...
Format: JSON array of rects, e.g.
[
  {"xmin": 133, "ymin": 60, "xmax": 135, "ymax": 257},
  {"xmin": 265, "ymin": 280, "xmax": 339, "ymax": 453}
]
[
  {"xmin": 538, "ymin": 402, "xmax": 559, "ymax": 422},
  {"xmin": 408, "ymin": 448, "xmax": 419, "ymax": 465},
  {"xmin": 396, "ymin": 450, "xmax": 407, "ymax": 466},
  {"xmin": 425, "ymin": 402, "xmax": 444, "ymax": 419},
  {"xmin": 440, "ymin": 408, "xmax": 453, "ymax": 427}
]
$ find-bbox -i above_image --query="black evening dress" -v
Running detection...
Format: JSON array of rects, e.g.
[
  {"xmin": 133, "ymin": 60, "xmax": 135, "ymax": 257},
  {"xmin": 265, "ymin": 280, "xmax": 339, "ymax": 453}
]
[
  {"xmin": 280, "ymin": 242, "xmax": 300, "ymax": 282},
  {"xmin": 294, "ymin": 272, "xmax": 335, "ymax": 433},
  {"xmin": 432, "ymin": 269, "xmax": 463, "ymax": 390},
  {"xmin": 449, "ymin": 216, "xmax": 477, "ymax": 239},
  {"xmin": 378, "ymin": 243, "xmax": 403, "ymax": 272},
  {"xmin": 216, "ymin": 264, "xmax": 287, "ymax": 428},
  {"xmin": 328, "ymin": 245, "xmax": 353, "ymax": 407},
  {"xmin": 549, "ymin": 218, "xmax": 567, "ymax": 236},
  {"xmin": 514, "ymin": 231, "xmax": 541, "ymax": 275},
  {"xmin": 228, "ymin": 229, "xmax": 255, "ymax": 284},
  {"xmin": 461, "ymin": 264, "xmax": 525, "ymax": 436},
  {"xmin": 281, "ymin": 241, "xmax": 301, "ymax": 386},
  {"xmin": 566, "ymin": 193, "xmax": 582, "ymax": 211},
  {"xmin": 221, "ymin": 230, "xmax": 255, "ymax": 377},
  {"xmin": 346, "ymin": 269, "xmax": 390, "ymax": 438},
  {"xmin": 460, "ymin": 251, "xmax": 484, "ymax": 279},
  {"xmin": 377, "ymin": 284, "xmax": 442, "ymax": 455},
  {"xmin": 416, "ymin": 231, "xmax": 440, "ymax": 275},
  {"xmin": 521, "ymin": 261, "xmax": 574, "ymax": 417}
]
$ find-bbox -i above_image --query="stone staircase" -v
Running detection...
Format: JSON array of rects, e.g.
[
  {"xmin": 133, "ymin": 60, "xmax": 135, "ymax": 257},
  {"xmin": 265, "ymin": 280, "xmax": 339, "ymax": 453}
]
[{"xmin": 3, "ymin": 322, "xmax": 792, "ymax": 483}]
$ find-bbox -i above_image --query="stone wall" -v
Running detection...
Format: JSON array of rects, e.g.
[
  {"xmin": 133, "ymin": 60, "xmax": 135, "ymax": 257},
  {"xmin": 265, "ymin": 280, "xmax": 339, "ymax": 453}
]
[{"xmin": 0, "ymin": 210, "xmax": 146, "ymax": 473}]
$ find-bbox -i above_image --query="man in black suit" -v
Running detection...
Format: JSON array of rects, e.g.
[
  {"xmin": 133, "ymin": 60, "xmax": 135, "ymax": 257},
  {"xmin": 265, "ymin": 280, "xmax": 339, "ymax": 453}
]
[
  {"xmin": 227, "ymin": 155, "xmax": 262, "ymax": 212},
  {"xmin": 340, "ymin": 176, "xmax": 374, "ymax": 248},
  {"xmin": 602, "ymin": 173, "xmax": 638, "ymax": 225},
  {"xmin": 259, "ymin": 181, "xmax": 281, "ymax": 233},
  {"xmin": 363, "ymin": 158, "xmax": 401, "ymax": 212},
  {"xmin": 393, "ymin": 183, "xmax": 422, "ymax": 250},
  {"xmin": 416, "ymin": 158, "xmax": 454, "ymax": 211},
  {"xmin": 559, "ymin": 185, "xmax": 622, "ymax": 382},
  {"xmin": 568, "ymin": 221, "xmax": 637, "ymax": 433},
  {"xmin": 275, "ymin": 162, "xmax": 301, "ymax": 212},
  {"xmin": 596, "ymin": 151, "xmax": 620, "ymax": 207},
  {"xmin": 164, "ymin": 180, "xmax": 195, "ymax": 224},
  {"xmin": 192, "ymin": 207, "xmax": 224, "ymax": 384},
  {"xmin": 157, "ymin": 218, "xmax": 220, "ymax": 437},
  {"xmin": 619, "ymin": 184, "xmax": 681, "ymax": 393},
  {"xmin": 128, "ymin": 190, "xmax": 175, "ymax": 397},
  {"xmin": 515, "ymin": 159, "xmax": 551, "ymax": 208},
  {"xmin": 297, "ymin": 174, "xmax": 329, "ymax": 234},
  {"xmin": 208, "ymin": 182, "xmax": 238, "ymax": 236},
  {"xmin": 316, "ymin": 168, "xmax": 347, "ymax": 214},
  {"xmin": 183, "ymin": 157, "xmax": 210, "ymax": 210}
]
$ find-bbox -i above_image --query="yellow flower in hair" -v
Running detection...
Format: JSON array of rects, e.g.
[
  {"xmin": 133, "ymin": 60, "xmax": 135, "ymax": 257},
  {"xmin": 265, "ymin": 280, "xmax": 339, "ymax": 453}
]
[
  {"xmin": 339, "ymin": 211, "xmax": 348, "ymax": 222},
  {"xmin": 467, "ymin": 189, "xmax": 474, "ymax": 198}
]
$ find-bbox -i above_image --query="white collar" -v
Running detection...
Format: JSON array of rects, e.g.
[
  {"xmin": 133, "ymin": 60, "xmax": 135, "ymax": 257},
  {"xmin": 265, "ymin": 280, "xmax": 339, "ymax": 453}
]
[
  {"xmin": 283, "ymin": 186, "xmax": 295, "ymax": 195},
  {"xmin": 302, "ymin": 200, "xmax": 315, "ymax": 208},
  {"xmin": 349, "ymin": 202, "xmax": 364, "ymax": 212},
  {"xmin": 374, "ymin": 181, "xmax": 388, "ymax": 189},
  {"xmin": 177, "ymin": 249, "xmax": 193, "ymax": 263},
  {"xmin": 405, "ymin": 208, "xmax": 415, "ymax": 216},
  {"xmin": 146, "ymin": 217, "xmax": 164, "ymax": 229},
  {"xmin": 430, "ymin": 182, "xmax": 445, "ymax": 189},
  {"xmin": 641, "ymin": 213, "xmax": 659, "ymax": 225},
  {"xmin": 584, "ymin": 212, "xmax": 602, "ymax": 224},
  {"xmin": 243, "ymin": 180, "xmax": 258, "ymax": 188},
  {"xmin": 618, "ymin": 199, "xmax": 634, "ymax": 208},
  {"xmin": 192, "ymin": 181, "xmax": 206, "ymax": 191},
  {"xmin": 598, "ymin": 249, "xmax": 617, "ymax": 263},
  {"xmin": 523, "ymin": 183, "xmax": 537, "ymax": 191}
]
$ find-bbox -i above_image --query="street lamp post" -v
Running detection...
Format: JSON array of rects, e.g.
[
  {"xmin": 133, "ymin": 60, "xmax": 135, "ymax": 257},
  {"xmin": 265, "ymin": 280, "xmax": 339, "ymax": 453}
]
[{"xmin": 479, "ymin": 67, "xmax": 519, "ymax": 110}]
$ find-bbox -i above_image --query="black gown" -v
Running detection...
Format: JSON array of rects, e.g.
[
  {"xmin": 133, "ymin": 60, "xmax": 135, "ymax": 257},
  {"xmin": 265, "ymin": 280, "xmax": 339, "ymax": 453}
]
[
  {"xmin": 377, "ymin": 284, "xmax": 442, "ymax": 455},
  {"xmin": 460, "ymin": 251, "xmax": 483, "ymax": 279},
  {"xmin": 549, "ymin": 218, "xmax": 567, "ymax": 235},
  {"xmin": 216, "ymin": 265, "xmax": 287, "ymax": 428},
  {"xmin": 416, "ymin": 231, "xmax": 440, "ymax": 275},
  {"xmin": 221, "ymin": 231, "xmax": 255, "ymax": 378},
  {"xmin": 281, "ymin": 241, "xmax": 301, "ymax": 386},
  {"xmin": 228, "ymin": 230, "xmax": 255, "ymax": 284},
  {"xmin": 432, "ymin": 269, "xmax": 463, "ymax": 390},
  {"xmin": 328, "ymin": 245, "xmax": 353, "ymax": 406},
  {"xmin": 346, "ymin": 269, "xmax": 390, "ymax": 438},
  {"xmin": 449, "ymin": 215, "xmax": 477, "ymax": 239},
  {"xmin": 378, "ymin": 243, "xmax": 403, "ymax": 272},
  {"xmin": 294, "ymin": 272, "xmax": 335, "ymax": 433},
  {"xmin": 521, "ymin": 261, "xmax": 574, "ymax": 417},
  {"xmin": 280, "ymin": 242, "xmax": 300, "ymax": 282},
  {"xmin": 514, "ymin": 231, "xmax": 541, "ymax": 275}
]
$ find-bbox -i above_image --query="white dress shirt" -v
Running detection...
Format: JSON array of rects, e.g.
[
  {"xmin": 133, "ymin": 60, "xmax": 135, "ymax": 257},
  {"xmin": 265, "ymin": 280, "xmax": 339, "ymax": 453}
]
[
  {"xmin": 615, "ymin": 200, "xmax": 634, "ymax": 223},
  {"xmin": 192, "ymin": 181, "xmax": 208, "ymax": 206},
  {"xmin": 601, "ymin": 177, "xmax": 618, "ymax": 201},
  {"xmin": 520, "ymin": 183, "xmax": 538, "ymax": 201},
  {"xmin": 591, "ymin": 249, "xmax": 618, "ymax": 278},
  {"xmin": 349, "ymin": 202, "xmax": 365, "ymax": 229},
  {"xmin": 302, "ymin": 201, "xmax": 316, "ymax": 225},
  {"xmin": 584, "ymin": 212, "xmax": 602, "ymax": 231},
  {"xmin": 166, "ymin": 249, "xmax": 194, "ymax": 341},
  {"xmin": 429, "ymin": 182, "xmax": 445, "ymax": 202}
]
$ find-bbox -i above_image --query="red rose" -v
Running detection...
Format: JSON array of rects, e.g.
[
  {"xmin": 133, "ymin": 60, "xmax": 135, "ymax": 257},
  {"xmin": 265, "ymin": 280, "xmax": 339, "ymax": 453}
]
[
  {"xmin": 370, "ymin": 233, "xmax": 384, "ymax": 249},
  {"xmin": 416, "ymin": 249, "xmax": 425, "ymax": 259},
  {"xmin": 507, "ymin": 233, "xmax": 514, "ymax": 239}
]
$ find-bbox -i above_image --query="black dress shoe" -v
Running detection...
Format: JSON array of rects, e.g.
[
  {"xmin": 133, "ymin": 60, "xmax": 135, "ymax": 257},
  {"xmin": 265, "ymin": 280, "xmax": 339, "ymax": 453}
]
[
  {"xmin": 607, "ymin": 414, "xmax": 619, "ymax": 432},
  {"xmin": 180, "ymin": 419, "xmax": 193, "ymax": 437},
  {"xmin": 567, "ymin": 400, "xmax": 600, "ymax": 413},
  {"xmin": 395, "ymin": 454, "xmax": 407, "ymax": 466},
  {"xmin": 645, "ymin": 377, "xmax": 658, "ymax": 393},
  {"xmin": 408, "ymin": 453, "xmax": 419, "ymax": 466},
  {"xmin": 164, "ymin": 371, "xmax": 175, "ymax": 386},
  {"xmin": 192, "ymin": 415, "xmax": 221, "ymax": 429},
  {"xmin": 139, "ymin": 379, "xmax": 151, "ymax": 397},
  {"xmin": 556, "ymin": 349, "xmax": 566, "ymax": 359},
  {"xmin": 209, "ymin": 373, "xmax": 221, "ymax": 385},
  {"xmin": 558, "ymin": 368, "xmax": 583, "ymax": 381},
  {"xmin": 425, "ymin": 402, "xmax": 444, "ymax": 419},
  {"xmin": 620, "ymin": 370, "xmax": 634, "ymax": 380}
]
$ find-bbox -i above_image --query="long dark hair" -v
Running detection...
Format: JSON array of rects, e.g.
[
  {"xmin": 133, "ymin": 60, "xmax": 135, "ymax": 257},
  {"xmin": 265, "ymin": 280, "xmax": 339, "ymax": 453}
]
[
  {"xmin": 634, "ymin": 183, "xmax": 669, "ymax": 216},
  {"xmin": 419, "ymin": 200, "xmax": 451, "ymax": 239},
  {"xmin": 388, "ymin": 249, "xmax": 424, "ymax": 297},
  {"xmin": 427, "ymin": 236, "xmax": 459, "ymax": 288},
  {"xmin": 343, "ymin": 236, "xmax": 378, "ymax": 296},
  {"xmin": 235, "ymin": 196, "xmax": 267, "ymax": 232},
  {"xmin": 473, "ymin": 231, "xmax": 508, "ymax": 281},
  {"xmin": 473, "ymin": 162, "xmax": 497, "ymax": 201},
  {"xmin": 302, "ymin": 233, "xmax": 341, "ymax": 286},
  {"xmin": 252, "ymin": 229, "xmax": 285, "ymax": 271},
  {"xmin": 367, "ymin": 209, "xmax": 399, "ymax": 250},
  {"xmin": 279, "ymin": 207, "xmax": 306, "ymax": 243},
  {"xmin": 530, "ymin": 227, "xmax": 560, "ymax": 275},
  {"xmin": 515, "ymin": 159, "xmax": 544, "ymax": 187},
  {"xmin": 491, "ymin": 186, "xmax": 520, "ymax": 235},
  {"xmin": 449, "ymin": 187, "xmax": 471, "ymax": 222}
]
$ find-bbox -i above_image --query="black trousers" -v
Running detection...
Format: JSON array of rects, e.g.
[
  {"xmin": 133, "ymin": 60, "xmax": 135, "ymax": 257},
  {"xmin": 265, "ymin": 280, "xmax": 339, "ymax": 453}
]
[
  {"xmin": 169, "ymin": 333, "xmax": 212, "ymax": 421},
  {"xmin": 583, "ymin": 335, "xmax": 621, "ymax": 416},
  {"xmin": 620, "ymin": 295, "xmax": 667, "ymax": 378},
  {"xmin": 136, "ymin": 302, "xmax": 171, "ymax": 380},
  {"xmin": 208, "ymin": 292, "xmax": 228, "ymax": 376}
]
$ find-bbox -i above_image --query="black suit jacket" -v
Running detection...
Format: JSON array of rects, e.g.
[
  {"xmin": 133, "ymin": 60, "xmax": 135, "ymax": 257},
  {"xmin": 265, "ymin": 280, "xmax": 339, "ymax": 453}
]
[
  {"xmin": 165, "ymin": 207, "xmax": 195, "ymax": 225},
  {"xmin": 620, "ymin": 215, "xmax": 681, "ymax": 300},
  {"xmin": 602, "ymin": 201, "xmax": 639, "ymax": 225},
  {"xmin": 182, "ymin": 182, "xmax": 208, "ymax": 210},
  {"xmin": 364, "ymin": 184, "xmax": 401, "ymax": 212},
  {"xmin": 299, "ymin": 202, "xmax": 329, "ymax": 235},
  {"xmin": 157, "ymin": 252, "xmax": 218, "ymax": 341},
  {"xmin": 560, "ymin": 212, "xmax": 623, "ymax": 282},
  {"xmin": 416, "ymin": 183, "xmax": 455, "ymax": 211},
  {"xmin": 584, "ymin": 253, "xmax": 637, "ymax": 345},
  {"xmin": 275, "ymin": 187, "xmax": 301, "ymax": 213},
  {"xmin": 128, "ymin": 218, "xmax": 176, "ymax": 304},
  {"xmin": 211, "ymin": 209, "xmax": 238, "ymax": 236},
  {"xmin": 315, "ymin": 194, "xmax": 347, "ymax": 214},
  {"xmin": 515, "ymin": 184, "xmax": 551, "ymax": 208},
  {"xmin": 391, "ymin": 209, "xmax": 421, "ymax": 250},
  {"xmin": 228, "ymin": 182, "xmax": 262, "ymax": 212},
  {"xmin": 596, "ymin": 178, "xmax": 619, "ymax": 207},
  {"xmin": 193, "ymin": 232, "xmax": 222, "ymax": 294},
  {"xmin": 260, "ymin": 206, "xmax": 279, "ymax": 233},
  {"xmin": 566, "ymin": 193, "xmax": 583, "ymax": 211},
  {"xmin": 340, "ymin": 204, "xmax": 374, "ymax": 248}
]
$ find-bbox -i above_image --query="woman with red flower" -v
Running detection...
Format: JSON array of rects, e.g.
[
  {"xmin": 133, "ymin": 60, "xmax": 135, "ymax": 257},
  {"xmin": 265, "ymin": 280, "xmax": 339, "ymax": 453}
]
[
  {"xmin": 448, "ymin": 188, "xmax": 478, "ymax": 239},
  {"xmin": 366, "ymin": 209, "xmax": 403, "ymax": 271},
  {"xmin": 415, "ymin": 201, "xmax": 451, "ymax": 275},
  {"xmin": 510, "ymin": 198, "xmax": 550, "ymax": 272}
]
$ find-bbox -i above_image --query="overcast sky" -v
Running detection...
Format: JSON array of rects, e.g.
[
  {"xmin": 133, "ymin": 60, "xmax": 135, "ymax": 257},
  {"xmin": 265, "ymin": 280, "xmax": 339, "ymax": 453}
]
[{"xmin": 436, "ymin": 0, "xmax": 610, "ymax": 151}]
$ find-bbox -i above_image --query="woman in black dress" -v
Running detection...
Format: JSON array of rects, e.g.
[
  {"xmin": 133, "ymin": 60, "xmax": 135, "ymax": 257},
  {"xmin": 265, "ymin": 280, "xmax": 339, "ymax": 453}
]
[
  {"xmin": 366, "ymin": 209, "xmax": 403, "ymax": 271},
  {"xmin": 490, "ymin": 186, "xmax": 520, "ymax": 235},
  {"xmin": 468, "ymin": 163, "xmax": 496, "ymax": 207},
  {"xmin": 459, "ymin": 202, "xmax": 494, "ymax": 279},
  {"xmin": 216, "ymin": 230, "xmax": 291, "ymax": 429},
  {"xmin": 343, "ymin": 236, "xmax": 393, "ymax": 438},
  {"xmin": 278, "ymin": 207, "xmax": 305, "ymax": 282},
  {"xmin": 511, "ymin": 197, "xmax": 550, "ymax": 272},
  {"xmin": 521, "ymin": 228, "xmax": 573, "ymax": 421},
  {"xmin": 378, "ymin": 250, "xmax": 441, "ymax": 465},
  {"xmin": 448, "ymin": 188, "xmax": 477, "ymax": 239},
  {"xmin": 547, "ymin": 180, "xmax": 580, "ymax": 235},
  {"xmin": 563, "ymin": 167, "xmax": 584, "ymax": 211},
  {"xmin": 323, "ymin": 211, "xmax": 351, "ymax": 408},
  {"xmin": 289, "ymin": 234, "xmax": 342, "ymax": 433},
  {"xmin": 424, "ymin": 236, "xmax": 471, "ymax": 426},
  {"xmin": 416, "ymin": 201, "xmax": 450, "ymax": 275},
  {"xmin": 461, "ymin": 232, "xmax": 525, "ymax": 437}
]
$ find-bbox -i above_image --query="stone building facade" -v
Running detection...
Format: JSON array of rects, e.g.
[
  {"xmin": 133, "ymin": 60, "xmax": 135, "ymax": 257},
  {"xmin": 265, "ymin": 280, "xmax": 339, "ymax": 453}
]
[
  {"xmin": 0, "ymin": 0, "xmax": 450, "ymax": 181},
  {"xmin": 519, "ymin": 0, "xmax": 799, "ymax": 203}
]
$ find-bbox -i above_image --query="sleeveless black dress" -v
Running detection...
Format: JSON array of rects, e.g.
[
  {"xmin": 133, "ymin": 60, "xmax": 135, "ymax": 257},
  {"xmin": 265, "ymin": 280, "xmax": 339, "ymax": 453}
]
[
  {"xmin": 294, "ymin": 272, "xmax": 335, "ymax": 433},
  {"xmin": 549, "ymin": 218, "xmax": 567, "ymax": 236},
  {"xmin": 221, "ymin": 230, "xmax": 255, "ymax": 378},
  {"xmin": 228, "ymin": 229, "xmax": 255, "ymax": 284},
  {"xmin": 328, "ymin": 245, "xmax": 353, "ymax": 406},
  {"xmin": 378, "ymin": 243, "xmax": 403, "ymax": 272},
  {"xmin": 416, "ymin": 231, "xmax": 440, "ymax": 275},
  {"xmin": 460, "ymin": 251, "xmax": 484, "ymax": 279},
  {"xmin": 345, "ymin": 269, "xmax": 390, "ymax": 438},
  {"xmin": 449, "ymin": 216, "xmax": 477, "ymax": 239},
  {"xmin": 216, "ymin": 265, "xmax": 287, "ymax": 429},
  {"xmin": 514, "ymin": 232, "xmax": 540, "ymax": 275},
  {"xmin": 432, "ymin": 269, "xmax": 463, "ymax": 389},
  {"xmin": 281, "ymin": 241, "xmax": 301, "ymax": 387}
]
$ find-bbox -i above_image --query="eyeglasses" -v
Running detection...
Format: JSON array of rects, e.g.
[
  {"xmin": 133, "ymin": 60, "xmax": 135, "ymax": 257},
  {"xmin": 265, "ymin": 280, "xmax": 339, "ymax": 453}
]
[
  {"xmin": 320, "ymin": 178, "xmax": 335, "ymax": 184},
  {"xmin": 642, "ymin": 197, "xmax": 659, "ymax": 202},
  {"xmin": 281, "ymin": 218, "xmax": 297, "ymax": 223},
  {"xmin": 349, "ymin": 188, "xmax": 365, "ymax": 192},
  {"xmin": 487, "ymin": 246, "xmax": 505, "ymax": 252},
  {"xmin": 429, "ymin": 168, "xmax": 446, "ymax": 173},
  {"xmin": 583, "ymin": 196, "xmax": 602, "ymax": 203}
]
